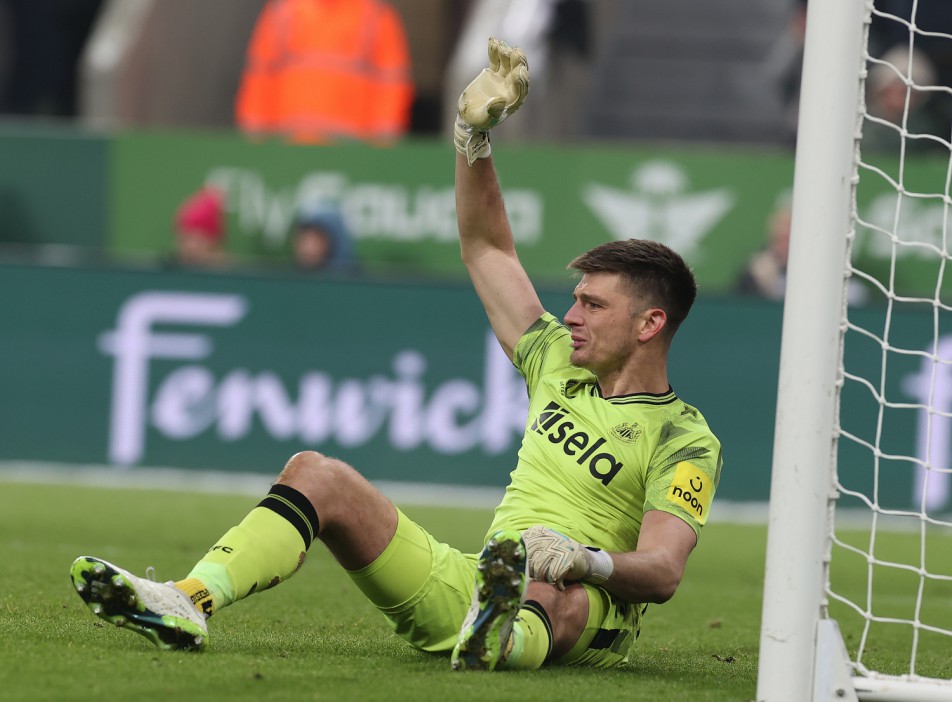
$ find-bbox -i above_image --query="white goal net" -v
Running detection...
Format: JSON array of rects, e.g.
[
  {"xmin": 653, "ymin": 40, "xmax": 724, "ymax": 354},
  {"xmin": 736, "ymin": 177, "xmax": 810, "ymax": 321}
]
[{"xmin": 758, "ymin": 0, "xmax": 952, "ymax": 700}]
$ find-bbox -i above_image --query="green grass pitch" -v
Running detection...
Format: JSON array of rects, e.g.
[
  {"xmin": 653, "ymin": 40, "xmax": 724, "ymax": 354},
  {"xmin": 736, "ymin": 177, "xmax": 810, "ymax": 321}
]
[{"xmin": 1, "ymin": 481, "xmax": 950, "ymax": 701}]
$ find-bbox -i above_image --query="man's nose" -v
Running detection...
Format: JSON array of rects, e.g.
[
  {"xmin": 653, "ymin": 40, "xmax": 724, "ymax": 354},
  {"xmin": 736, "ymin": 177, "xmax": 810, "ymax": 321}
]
[{"xmin": 564, "ymin": 303, "xmax": 580, "ymax": 325}]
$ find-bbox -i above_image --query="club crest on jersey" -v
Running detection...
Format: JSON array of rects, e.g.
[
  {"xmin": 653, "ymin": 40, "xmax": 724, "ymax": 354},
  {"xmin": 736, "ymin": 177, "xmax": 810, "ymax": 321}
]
[
  {"xmin": 530, "ymin": 401, "xmax": 623, "ymax": 486},
  {"xmin": 558, "ymin": 379, "xmax": 587, "ymax": 398},
  {"xmin": 611, "ymin": 422, "xmax": 643, "ymax": 444}
]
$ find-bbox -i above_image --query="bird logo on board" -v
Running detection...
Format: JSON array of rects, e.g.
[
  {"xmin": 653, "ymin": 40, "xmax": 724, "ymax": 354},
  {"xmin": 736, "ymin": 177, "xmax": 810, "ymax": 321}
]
[{"xmin": 582, "ymin": 160, "xmax": 734, "ymax": 259}]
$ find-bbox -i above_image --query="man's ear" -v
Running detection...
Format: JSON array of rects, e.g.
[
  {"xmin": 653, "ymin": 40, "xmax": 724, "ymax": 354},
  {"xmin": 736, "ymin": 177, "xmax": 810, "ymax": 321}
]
[{"xmin": 638, "ymin": 308, "xmax": 668, "ymax": 342}]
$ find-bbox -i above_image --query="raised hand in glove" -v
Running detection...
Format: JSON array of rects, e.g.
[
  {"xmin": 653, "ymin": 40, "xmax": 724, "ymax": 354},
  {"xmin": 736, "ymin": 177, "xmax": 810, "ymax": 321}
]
[
  {"xmin": 522, "ymin": 526, "xmax": 614, "ymax": 590},
  {"xmin": 454, "ymin": 37, "xmax": 530, "ymax": 166}
]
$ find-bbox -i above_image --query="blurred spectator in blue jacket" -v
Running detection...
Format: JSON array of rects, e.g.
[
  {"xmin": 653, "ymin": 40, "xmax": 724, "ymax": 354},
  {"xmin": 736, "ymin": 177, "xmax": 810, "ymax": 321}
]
[{"xmin": 291, "ymin": 202, "xmax": 358, "ymax": 273}]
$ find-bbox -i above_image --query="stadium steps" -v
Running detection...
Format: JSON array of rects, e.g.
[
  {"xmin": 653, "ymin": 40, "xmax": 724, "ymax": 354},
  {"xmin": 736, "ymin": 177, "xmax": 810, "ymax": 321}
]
[{"xmin": 584, "ymin": 0, "xmax": 794, "ymax": 145}]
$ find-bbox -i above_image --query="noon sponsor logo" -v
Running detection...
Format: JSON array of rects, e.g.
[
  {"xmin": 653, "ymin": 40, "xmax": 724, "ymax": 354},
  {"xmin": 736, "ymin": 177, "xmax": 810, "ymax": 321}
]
[{"xmin": 666, "ymin": 461, "xmax": 712, "ymax": 524}]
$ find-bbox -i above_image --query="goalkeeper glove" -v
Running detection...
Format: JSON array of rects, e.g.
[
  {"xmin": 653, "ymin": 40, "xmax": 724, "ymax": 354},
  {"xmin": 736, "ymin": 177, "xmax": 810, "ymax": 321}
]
[
  {"xmin": 454, "ymin": 37, "xmax": 530, "ymax": 166},
  {"xmin": 522, "ymin": 525, "xmax": 614, "ymax": 590}
]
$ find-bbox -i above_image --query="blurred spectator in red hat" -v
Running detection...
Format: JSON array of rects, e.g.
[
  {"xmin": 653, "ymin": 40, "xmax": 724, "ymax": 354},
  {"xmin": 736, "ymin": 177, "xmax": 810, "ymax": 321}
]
[{"xmin": 172, "ymin": 186, "xmax": 230, "ymax": 268}]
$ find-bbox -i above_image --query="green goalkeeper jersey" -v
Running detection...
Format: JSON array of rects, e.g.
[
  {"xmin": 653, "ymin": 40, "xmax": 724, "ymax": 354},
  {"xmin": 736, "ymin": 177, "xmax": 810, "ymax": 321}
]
[{"xmin": 486, "ymin": 313, "xmax": 723, "ymax": 553}]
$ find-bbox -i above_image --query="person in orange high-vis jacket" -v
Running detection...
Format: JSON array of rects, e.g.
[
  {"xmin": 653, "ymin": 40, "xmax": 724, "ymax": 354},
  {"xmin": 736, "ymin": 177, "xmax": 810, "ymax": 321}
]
[{"xmin": 235, "ymin": 0, "xmax": 414, "ymax": 144}]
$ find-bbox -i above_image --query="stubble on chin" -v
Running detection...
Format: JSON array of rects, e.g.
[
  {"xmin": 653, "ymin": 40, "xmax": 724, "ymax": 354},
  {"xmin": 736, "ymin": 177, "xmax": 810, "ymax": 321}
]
[{"xmin": 569, "ymin": 349, "xmax": 590, "ymax": 369}]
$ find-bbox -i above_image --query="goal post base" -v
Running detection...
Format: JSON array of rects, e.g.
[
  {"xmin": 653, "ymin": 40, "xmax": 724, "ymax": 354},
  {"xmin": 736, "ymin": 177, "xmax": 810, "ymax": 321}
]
[
  {"xmin": 815, "ymin": 619, "xmax": 952, "ymax": 702},
  {"xmin": 815, "ymin": 619, "xmax": 859, "ymax": 702},
  {"xmin": 852, "ymin": 677, "xmax": 952, "ymax": 702}
]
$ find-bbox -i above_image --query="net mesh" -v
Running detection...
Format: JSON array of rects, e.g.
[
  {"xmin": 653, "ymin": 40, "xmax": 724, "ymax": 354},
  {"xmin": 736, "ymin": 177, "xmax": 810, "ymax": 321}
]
[{"xmin": 829, "ymin": 0, "xmax": 952, "ymax": 687}]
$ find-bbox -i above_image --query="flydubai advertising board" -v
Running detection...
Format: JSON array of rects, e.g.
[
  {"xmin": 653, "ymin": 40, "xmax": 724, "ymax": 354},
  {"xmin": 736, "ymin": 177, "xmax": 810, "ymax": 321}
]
[{"xmin": 108, "ymin": 135, "xmax": 791, "ymax": 290}]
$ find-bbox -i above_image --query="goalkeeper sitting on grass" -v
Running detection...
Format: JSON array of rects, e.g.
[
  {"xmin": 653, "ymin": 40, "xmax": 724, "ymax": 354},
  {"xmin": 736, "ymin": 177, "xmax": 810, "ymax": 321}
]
[{"xmin": 69, "ymin": 37, "xmax": 722, "ymax": 671}]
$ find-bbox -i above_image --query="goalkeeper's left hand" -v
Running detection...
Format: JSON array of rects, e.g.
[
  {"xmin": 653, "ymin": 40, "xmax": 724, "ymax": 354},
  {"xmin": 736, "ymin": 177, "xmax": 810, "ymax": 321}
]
[
  {"xmin": 522, "ymin": 526, "xmax": 614, "ymax": 590},
  {"xmin": 454, "ymin": 37, "xmax": 530, "ymax": 166}
]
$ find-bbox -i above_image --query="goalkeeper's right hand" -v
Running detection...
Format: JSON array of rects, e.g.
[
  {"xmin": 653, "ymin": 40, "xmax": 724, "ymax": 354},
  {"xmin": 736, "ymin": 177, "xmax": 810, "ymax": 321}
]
[
  {"xmin": 454, "ymin": 37, "xmax": 530, "ymax": 166},
  {"xmin": 522, "ymin": 526, "xmax": 614, "ymax": 590}
]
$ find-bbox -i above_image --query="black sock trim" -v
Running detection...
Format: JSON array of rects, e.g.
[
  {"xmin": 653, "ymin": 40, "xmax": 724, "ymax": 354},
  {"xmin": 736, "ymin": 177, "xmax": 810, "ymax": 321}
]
[
  {"xmin": 522, "ymin": 599, "xmax": 554, "ymax": 660},
  {"xmin": 257, "ymin": 484, "xmax": 320, "ymax": 548}
]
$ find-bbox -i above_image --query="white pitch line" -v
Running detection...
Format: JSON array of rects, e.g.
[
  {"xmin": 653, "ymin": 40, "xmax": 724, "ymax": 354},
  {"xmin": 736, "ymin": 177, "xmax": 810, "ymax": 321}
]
[
  {"xmin": 0, "ymin": 460, "xmax": 504, "ymax": 510},
  {"xmin": 7, "ymin": 459, "xmax": 931, "ymax": 530}
]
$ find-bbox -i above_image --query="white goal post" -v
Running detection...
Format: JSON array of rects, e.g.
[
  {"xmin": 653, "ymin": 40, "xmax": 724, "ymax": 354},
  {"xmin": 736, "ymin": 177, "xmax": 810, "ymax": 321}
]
[{"xmin": 757, "ymin": 0, "xmax": 952, "ymax": 701}]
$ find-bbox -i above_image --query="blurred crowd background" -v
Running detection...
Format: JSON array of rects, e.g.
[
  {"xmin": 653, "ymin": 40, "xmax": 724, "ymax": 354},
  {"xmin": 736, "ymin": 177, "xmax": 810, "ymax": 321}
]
[
  {"xmin": 0, "ymin": 0, "xmax": 950, "ymax": 292},
  {"xmin": 0, "ymin": 0, "xmax": 799, "ymax": 142},
  {"xmin": 3, "ymin": 1, "xmax": 949, "ymax": 142}
]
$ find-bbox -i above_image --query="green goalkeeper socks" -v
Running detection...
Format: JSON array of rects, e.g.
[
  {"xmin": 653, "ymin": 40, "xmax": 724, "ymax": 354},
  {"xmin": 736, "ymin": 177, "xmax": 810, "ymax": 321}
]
[
  {"xmin": 178, "ymin": 484, "xmax": 320, "ymax": 615},
  {"xmin": 501, "ymin": 601, "xmax": 553, "ymax": 670}
]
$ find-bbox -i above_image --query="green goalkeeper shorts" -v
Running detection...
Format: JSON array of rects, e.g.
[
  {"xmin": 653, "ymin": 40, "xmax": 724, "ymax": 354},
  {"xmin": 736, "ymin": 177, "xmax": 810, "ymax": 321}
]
[{"xmin": 346, "ymin": 509, "xmax": 640, "ymax": 667}]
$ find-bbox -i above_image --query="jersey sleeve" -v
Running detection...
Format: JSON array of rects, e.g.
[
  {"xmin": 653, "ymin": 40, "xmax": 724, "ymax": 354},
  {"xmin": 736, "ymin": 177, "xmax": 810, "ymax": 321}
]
[
  {"xmin": 643, "ymin": 417, "xmax": 723, "ymax": 539},
  {"xmin": 511, "ymin": 312, "xmax": 572, "ymax": 390}
]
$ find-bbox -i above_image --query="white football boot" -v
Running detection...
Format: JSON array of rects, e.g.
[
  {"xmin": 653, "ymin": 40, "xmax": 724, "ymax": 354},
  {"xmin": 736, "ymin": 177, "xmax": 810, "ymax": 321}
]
[{"xmin": 70, "ymin": 556, "xmax": 207, "ymax": 651}]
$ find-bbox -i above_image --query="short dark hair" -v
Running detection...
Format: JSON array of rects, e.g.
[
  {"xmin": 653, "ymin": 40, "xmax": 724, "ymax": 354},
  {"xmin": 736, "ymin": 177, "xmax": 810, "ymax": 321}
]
[{"xmin": 568, "ymin": 239, "xmax": 698, "ymax": 336}]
